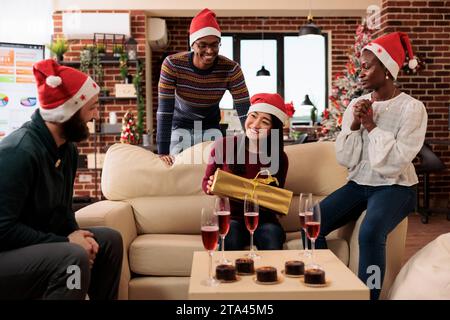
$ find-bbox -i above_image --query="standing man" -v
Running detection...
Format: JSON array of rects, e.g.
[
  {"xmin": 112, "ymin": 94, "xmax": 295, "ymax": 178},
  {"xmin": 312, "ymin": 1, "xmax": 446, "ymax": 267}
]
[
  {"xmin": 0, "ymin": 59, "xmax": 123, "ymax": 300},
  {"xmin": 157, "ymin": 8, "xmax": 250, "ymax": 164}
]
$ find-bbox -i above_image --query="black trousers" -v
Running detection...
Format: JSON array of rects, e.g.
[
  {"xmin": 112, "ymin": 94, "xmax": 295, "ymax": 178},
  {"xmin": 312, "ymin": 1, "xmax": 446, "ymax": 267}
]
[{"xmin": 0, "ymin": 227, "xmax": 123, "ymax": 300}]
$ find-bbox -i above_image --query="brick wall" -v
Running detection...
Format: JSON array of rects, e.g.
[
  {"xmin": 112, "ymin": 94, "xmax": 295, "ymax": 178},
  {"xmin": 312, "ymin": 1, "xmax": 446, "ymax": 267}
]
[
  {"xmin": 51, "ymin": 13, "xmax": 363, "ymax": 200},
  {"xmin": 377, "ymin": 0, "xmax": 450, "ymax": 208},
  {"xmin": 54, "ymin": 6, "xmax": 450, "ymax": 206},
  {"xmin": 53, "ymin": 10, "xmax": 147, "ymax": 199},
  {"xmin": 151, "ymin": 16, "xmax": 362, "ymax": 136},
  {"xmin": 151, "ymin": 10, "xmax": 450, "ymax": 207}
]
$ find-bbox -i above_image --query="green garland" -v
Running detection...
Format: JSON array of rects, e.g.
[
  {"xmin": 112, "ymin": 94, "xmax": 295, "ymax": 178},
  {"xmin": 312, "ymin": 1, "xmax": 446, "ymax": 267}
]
[
  {"xmin": 119, "ymin": 53, "xmax": 129, "ymax": 82},
  {"xmin": 133, "ymin": 61, "xmax": 145, "ymax": 143},
  {"xmin": 80, "ymin": 46, "xmax": 104, "ymax": 91},
  {"xmin": 91, "ymin": 47, "xmax": 104, "ymax": 89}
]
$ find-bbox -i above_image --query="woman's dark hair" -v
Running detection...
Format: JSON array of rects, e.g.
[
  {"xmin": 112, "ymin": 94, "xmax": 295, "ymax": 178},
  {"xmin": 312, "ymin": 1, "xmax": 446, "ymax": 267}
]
[{"xmin": 228, "ymin": 114, "xmax": 285, "ymax": 184}]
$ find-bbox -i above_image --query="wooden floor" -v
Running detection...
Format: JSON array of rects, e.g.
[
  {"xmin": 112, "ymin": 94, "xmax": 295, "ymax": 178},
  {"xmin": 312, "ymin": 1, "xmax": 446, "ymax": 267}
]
[{"xmin": 403, "ymin": 211, "xmax": 450, "ymax": 265}]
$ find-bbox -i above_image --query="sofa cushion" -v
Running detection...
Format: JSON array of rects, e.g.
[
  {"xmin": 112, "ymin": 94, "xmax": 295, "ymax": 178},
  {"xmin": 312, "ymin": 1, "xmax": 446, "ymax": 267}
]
[
  {"xmin": 284, "ymin": 142, "xmax": 347, "ymax": 196},
  {"xmin": 129, "ymin": 234, "xmax": 350, "ymax": 276},
  {"xmin": 128, "ymin": 196, "xmax": 215, "ymax": 234},
  {"xmin": 101, "ymin": 142, "xmax": 213, "ymax": 200},
  {"xmin": 129, "ymin": 277, "xmax": 190, "ymax": 300},
  {"xmin": 102, "ymin": 141, "xmax": 347, "ymax": 201},
  {"xmin": 129, "ymin": 234, "xmax": 204, "ymax": 276},
  {"xmin": 129, "ymin": 193, "xmax": 352, "ymax": 237},
  {"xmin": 388, "ymin": 232, "xmax": 450, "ymax": 300}
]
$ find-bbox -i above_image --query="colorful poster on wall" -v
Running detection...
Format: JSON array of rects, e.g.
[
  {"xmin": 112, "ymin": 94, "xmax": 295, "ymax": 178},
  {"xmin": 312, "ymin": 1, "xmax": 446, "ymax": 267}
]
[{"xmin": 0, "ymin": 43, "xmax": 44, "ymax": 140}]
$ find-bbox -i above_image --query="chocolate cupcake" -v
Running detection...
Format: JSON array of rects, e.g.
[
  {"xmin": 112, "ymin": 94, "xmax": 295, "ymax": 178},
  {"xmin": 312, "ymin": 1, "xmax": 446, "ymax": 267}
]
[
  {"xmin": 285, "ymin": 260, "xmax": 305, "ymax": 276},
  {"xmin": 235, "ymin": 258, "xmax": 255, "ymax": 274},
  {"xmin": 216, "ymin": 264, "xmax": 237, "ymax": 281},
  {"xmin": 256, "ymin": 266, "xmax": 278, "ymax": 282},
  {"xmin": 304, "ymin": 268, "xmax": 326, "ymax": 285}
]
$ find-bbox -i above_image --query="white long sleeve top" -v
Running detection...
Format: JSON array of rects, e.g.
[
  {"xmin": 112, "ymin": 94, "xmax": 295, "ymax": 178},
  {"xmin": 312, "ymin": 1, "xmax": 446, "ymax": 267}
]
[{"xmin": 335, "ymin": 92, "xmax": 428, "ymax": 186}]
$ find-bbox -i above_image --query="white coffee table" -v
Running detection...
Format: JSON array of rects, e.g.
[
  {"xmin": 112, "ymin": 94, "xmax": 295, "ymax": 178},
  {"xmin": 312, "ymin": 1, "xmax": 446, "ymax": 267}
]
[{"xmin": 188, "ymin": 249, "xmax": 369, "ymax": 300}]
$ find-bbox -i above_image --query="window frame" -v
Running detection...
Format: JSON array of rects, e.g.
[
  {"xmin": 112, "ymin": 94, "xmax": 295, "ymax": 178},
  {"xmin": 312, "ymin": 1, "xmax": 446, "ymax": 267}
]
[{"xmin": 221, "ymin": 32, "xmax": 329, "ymax": 110}]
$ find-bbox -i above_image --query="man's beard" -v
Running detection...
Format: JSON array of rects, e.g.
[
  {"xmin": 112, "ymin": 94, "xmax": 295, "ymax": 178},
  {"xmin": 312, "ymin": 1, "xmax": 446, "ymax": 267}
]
[{"xmin": 61, "ymin": 110, "xmax": 90, "ymax": 142}]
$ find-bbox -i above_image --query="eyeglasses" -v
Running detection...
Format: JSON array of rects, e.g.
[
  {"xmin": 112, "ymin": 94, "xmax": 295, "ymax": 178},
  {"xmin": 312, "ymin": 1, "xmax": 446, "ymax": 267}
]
[{"xmin": 194, "ymin": 41, "xmax": 221, "ymax": 51}]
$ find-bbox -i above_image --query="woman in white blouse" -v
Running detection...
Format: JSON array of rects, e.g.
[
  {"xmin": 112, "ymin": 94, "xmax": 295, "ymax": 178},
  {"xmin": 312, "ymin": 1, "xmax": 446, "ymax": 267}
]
[{"xmin": 316, "ymin": 32, "xmax": 427, "ymax": 300}]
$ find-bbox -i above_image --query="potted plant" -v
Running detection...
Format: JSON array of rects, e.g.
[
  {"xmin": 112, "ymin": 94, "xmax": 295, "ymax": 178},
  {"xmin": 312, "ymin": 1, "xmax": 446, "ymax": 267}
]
[
  {"xmin": 96, "ymin": 44, "xmax": 106, "ymax": 58},
  {"xmin": 100, "ymin": 88, "xmax": 110, "ymax": 97},
  {"xmin": 113, "ymin": 44, "xmax": 124, "ymax": 58},
  {"xmin": 119, "ymin": 52, "xmax": 129, "ymax": 82},
  {"xmin": 47, "ymin": 38, "xmax": 69, "ymax": 62},
  {"xmin": 80, "ymin": 45, "xmax": 94, "ymax": 74},
  {"xmin": 81, "ymin": 45, "xmax": 94, "ymax": 59}
]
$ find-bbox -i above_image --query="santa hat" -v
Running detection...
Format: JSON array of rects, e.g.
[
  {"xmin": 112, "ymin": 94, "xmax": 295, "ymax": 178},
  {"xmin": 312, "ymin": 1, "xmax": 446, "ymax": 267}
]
[
  {"xmin": 248, "ymin": 93, "xmax": 288, "ymax": 123},
  {"xmin": 362, "ymin": 32, "xmax": 418, "ymax": 80},
  {"xmin": 189, "ymin": 8, "xmax": 221, "ymax": 46},
  {"xmin": 33, "ymin": 59, "xmax": 99, "ymax": 123}
]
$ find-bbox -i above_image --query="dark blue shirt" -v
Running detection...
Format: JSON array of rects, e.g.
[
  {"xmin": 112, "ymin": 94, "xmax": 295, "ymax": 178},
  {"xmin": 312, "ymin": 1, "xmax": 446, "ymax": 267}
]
[{"xmin": 0, "ymin": 110, "xmax": 79, "ymax": 252}]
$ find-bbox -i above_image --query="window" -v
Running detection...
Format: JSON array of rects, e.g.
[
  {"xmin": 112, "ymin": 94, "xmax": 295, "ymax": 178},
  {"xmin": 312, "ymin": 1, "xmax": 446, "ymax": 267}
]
[
  {"xmin": 218, "ymin": 36, "xmax": 233, "ymax": 109},
  {"xmin": 284, "ymin": 35, "xmax": 327, "ymax": 121},
  {"xmin": 218, "ymin": 33, "xmax": 328, "ymax": 123},
  {"xmin": 219, "ymin": 36, "xmax": 233, "ymax": 60},
  {"xmin": 240, "ymin": 39, "xmax": 277, "ymax": 95}
]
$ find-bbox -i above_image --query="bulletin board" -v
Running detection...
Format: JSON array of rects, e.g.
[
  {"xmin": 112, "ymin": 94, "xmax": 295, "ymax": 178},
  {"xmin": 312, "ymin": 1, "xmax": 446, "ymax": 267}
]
[{"xmin": 0, "ymin": 42, "xmax": 44, "ymax": 140}]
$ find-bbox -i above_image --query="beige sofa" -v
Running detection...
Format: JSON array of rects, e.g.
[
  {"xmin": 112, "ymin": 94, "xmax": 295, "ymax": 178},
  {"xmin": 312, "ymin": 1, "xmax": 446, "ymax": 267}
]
[
  {"xmin": 388, "ymin": 233, "xmax": 450, "ymax": 300},
  {"xmin": 75, "ymin": 141, "xmax": 408, "ymax": 300}
]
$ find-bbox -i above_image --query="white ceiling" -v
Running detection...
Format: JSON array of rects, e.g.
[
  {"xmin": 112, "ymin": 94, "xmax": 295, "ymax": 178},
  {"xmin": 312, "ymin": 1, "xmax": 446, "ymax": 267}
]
[{"xmin": 54, "ymin": 0, "xmax": 382, "ymax": 17}]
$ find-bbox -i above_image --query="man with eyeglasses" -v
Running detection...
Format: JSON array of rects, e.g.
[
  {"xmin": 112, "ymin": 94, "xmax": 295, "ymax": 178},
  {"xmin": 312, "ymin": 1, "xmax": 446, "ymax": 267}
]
[{"xmin": 157, "ymin": 8, "xmax": 250, "ymax": 164}]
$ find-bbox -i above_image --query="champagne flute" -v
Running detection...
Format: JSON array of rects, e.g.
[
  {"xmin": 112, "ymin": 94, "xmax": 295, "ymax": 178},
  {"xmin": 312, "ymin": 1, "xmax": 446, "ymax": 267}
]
[
  {"xmin": 244, "ymin": 194, "xmax": 260, "ymax": 259},
  {"xmin": 214, "ymin": 196, "xmax": 231, "ymax": 265},
  {"xmin": 201, "ymin": 208, "xmax": 219, "ymax": 287},
  {"xmin": 298, "ymin": 193, "xmax": 313, "ymax": 257},
  {"xmin": 305, "ymin": 200, "xmax": 321, "ymax": 268}
]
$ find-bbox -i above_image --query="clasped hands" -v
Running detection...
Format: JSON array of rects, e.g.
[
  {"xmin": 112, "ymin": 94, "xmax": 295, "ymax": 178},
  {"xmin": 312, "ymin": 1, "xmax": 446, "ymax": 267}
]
[
  {"xmin": 68, "ymin": 230, "xmax": 99, "ymax": 268},
  {"xmin": 351, "ymin": 99, "xmax": 376, "ymax": 132}
]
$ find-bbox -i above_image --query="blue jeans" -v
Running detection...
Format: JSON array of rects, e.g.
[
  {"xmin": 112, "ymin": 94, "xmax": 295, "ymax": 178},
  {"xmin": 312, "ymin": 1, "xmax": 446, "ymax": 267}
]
[
  {"xmin": 223, "ymin": 219, "xmax": 286, "ymax": 251},
  {"xmin": 315, "ymin": 181, "xmax": 416, "ymax": 300}
]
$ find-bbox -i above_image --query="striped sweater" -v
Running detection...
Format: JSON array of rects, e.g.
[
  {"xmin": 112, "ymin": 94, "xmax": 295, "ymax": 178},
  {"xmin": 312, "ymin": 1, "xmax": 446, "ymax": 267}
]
[{"xmin": 157, "ymin": 51, "xmax": 250, "ymax": 154}]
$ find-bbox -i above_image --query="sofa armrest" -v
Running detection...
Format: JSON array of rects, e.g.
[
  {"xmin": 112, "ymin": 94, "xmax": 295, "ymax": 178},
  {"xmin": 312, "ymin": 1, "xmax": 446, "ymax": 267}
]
[
  {"xmin": 347, "ymin": 212, "xmax": 408, "ymax": 300},
  {"xmin": 381, "ymin": 217, "xmax": 408, "ymax": 300},
  {"xmin": 76, "ymin": 200, "xmax": 137, "ymax": 300}
]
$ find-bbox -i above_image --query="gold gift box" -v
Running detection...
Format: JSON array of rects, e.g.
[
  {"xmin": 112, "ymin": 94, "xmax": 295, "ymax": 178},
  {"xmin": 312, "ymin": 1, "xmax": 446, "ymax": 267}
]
[{"xmin": 210, "ymin": 169, "xmax": 293, "ymax": 215}]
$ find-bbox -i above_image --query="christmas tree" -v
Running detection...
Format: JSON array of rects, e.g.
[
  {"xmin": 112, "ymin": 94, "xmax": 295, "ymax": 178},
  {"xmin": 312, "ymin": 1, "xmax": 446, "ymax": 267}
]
[
  {"xmin": 120, "ymin": 110, "xmax": 139, "ymax": 144},
  {"xmin": 320, "ymin": 21, "xmax": 373, "ymax": 140}
]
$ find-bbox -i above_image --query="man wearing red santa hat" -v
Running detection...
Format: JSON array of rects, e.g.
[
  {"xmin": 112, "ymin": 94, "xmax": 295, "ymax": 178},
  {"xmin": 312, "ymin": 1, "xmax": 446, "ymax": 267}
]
[
  {"xmin": 0, "ymin": 59, "xmax": 123, "ymax": 300},
  {"xmin": 158, "ymin": 8, "xmax": 250, "ymax": 165},
  {"xmin": 316, "ymin": 32, "xmax": 427, "ymax": 300}
]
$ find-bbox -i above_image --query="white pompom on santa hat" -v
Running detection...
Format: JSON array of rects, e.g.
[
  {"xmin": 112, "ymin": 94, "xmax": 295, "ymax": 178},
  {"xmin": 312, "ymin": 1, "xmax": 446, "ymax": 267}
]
[
  {"xmin": 248, "ymin": 93, "xmax": 288, "ymax": 124},
  {"xmin": 33, "ymin": 59, "xmax": 100, "ymax": 123},
  {"xmin": 189, "ymin": 8, "xmax": 221, "ymax": 46},
  {"xmin": 362, "ymin": 32, "xmax": 418, "ymax": 80}
]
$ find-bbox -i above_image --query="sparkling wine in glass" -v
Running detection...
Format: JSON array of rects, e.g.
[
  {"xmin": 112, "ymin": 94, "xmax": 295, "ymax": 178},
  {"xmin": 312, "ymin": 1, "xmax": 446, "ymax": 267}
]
[
  {"xmin": 298, "ymin": 193, "xmax": 313, "ymax": 257},
  {"xmin": 244, "ymin": 194, "xmax": 260, "ymax": 259},
  {"xmin": 305, "ymin": 200, "xmax": 321, "ymax": 268},
  {"xmin": 201, "ymin": 208, "xmax": 219, "ymax": 287},
  {"xmin": 215, "ymin": 196, "xmax": 231, "ymax": 265}
]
